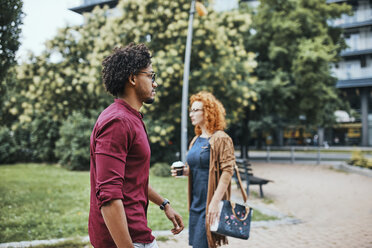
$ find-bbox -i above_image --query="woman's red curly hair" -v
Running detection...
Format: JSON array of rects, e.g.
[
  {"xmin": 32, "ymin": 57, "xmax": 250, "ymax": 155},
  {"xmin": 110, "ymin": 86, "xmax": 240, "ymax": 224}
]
[{"xmin": 190, "ymin": 91, "xmax": 226, "ymax": 136}]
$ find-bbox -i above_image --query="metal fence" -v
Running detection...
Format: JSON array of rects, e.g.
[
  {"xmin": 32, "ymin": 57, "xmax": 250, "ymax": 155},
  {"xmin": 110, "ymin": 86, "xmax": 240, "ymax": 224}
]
[{"xmin": 244, "ymin": 146, "xmax": 372, "ymax": 164}]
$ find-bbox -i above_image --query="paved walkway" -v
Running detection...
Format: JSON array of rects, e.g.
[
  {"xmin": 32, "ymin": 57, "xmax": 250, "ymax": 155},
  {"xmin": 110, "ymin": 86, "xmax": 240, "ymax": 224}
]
[{"xmin": 156, "ymin": 163, "xmax": 372, "ymax": 248}]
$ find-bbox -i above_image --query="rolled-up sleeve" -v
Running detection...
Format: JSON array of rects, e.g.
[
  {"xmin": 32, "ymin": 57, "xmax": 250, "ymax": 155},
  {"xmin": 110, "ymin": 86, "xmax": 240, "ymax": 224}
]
[{"xmin": 94, "ymin": 119, "xmax": 131, "ymax": 209}]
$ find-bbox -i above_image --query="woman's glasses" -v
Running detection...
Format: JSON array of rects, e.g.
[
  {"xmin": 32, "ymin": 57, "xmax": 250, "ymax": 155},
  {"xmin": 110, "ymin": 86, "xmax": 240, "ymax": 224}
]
[{"xmin": 189, "ymin": 108, "xmax": 203, "ymax": 113}]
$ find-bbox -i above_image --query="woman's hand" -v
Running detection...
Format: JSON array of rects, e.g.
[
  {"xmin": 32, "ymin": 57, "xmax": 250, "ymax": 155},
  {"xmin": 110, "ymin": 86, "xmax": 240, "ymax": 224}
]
[
  {"xmin": 206, "ymin": 173, "xmax": 231, "ymax": 226},
  {"xmin": 206, "ymin": 200, "xmax": 220, "ymax": 226},
  {"xmin": 170, "ymin": 167, "xmax": 178, "ymax": 177},
  {"xmin": 183, "ymin": 166, "xmax": 189, "ymax": 176},
  {"xmin": 170, "ymin": 164, "xmax": 189, "ymax": 177}
]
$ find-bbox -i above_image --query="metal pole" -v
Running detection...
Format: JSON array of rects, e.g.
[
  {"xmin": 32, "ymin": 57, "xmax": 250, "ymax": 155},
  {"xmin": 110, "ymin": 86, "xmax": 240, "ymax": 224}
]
[
  {"xmin": 317, "ymin": 146, "xmax": 321, "ymax": 165},
  {"xmin": 181, "ymin": 0, "xmax": 196, "ymax": 163},
  {"xmin": 266, "ymin": 146, "xmax": 270, "ymax": 162},
  {"xmin": 291, "ymin": 146, "xmax": 295, "ymax": 164}
]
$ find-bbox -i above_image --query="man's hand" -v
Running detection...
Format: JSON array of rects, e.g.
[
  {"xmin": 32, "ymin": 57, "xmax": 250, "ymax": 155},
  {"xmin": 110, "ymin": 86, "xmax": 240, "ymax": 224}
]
[
  {"xmin": 164, "ymin": 204, "xmax": 184, "ymax": 234},
  {"xmin": 147, "ymin": 185, "xmax": 184, "ymax": 235}
]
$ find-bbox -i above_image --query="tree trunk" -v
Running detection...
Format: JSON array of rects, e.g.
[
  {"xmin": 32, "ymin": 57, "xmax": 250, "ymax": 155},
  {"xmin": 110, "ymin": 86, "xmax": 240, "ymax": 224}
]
[{"xmin": 240, "ymin": 108, "xmax": 250, "ymax": 159}]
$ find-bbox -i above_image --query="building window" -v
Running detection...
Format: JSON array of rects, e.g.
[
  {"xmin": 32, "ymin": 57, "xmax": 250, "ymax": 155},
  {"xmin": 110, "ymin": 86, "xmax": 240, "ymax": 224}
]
[
  {"xmin": 361, "ymin": 56, "xmax": 367, "ymax": 68},
  {"xmin": 346, "ymin": 63, "xmax": 352, "ymax": 79}
]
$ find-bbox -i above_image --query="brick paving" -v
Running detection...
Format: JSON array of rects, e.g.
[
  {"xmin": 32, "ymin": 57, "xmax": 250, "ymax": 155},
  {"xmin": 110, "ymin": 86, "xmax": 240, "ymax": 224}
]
[{"xmin": 156, "ymin": 163, "xmax": 372, "ymax": 248}]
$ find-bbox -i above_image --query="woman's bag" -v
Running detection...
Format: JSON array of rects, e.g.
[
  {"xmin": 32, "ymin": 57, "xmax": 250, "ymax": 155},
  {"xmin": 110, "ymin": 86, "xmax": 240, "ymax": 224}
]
[{"xmin": 210, "ymin": 164, "xmax": 252, "ymax": 240}]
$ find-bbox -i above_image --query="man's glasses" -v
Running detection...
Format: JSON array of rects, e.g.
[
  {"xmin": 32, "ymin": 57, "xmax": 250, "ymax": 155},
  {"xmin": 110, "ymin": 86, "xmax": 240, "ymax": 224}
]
[{"xmin": 137, "ymin": 71, "xmax": 156, "ymax": 83}]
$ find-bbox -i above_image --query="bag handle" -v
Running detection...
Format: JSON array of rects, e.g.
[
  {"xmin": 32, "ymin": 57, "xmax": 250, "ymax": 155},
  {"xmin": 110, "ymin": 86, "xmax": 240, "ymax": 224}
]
[
  {"xmin": 234, "ymin": 164, "xmax": 248, "ymax": 203},
  {"xmin": 231, "ymin": 202, "xmax": 250, "ymax": 221}
]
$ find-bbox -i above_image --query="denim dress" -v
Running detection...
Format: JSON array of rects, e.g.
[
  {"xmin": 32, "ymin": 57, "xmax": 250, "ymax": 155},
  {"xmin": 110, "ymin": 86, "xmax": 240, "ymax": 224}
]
[{"xmin": 187, "ymin": 137, "xmax": 210, "ymax": 248}]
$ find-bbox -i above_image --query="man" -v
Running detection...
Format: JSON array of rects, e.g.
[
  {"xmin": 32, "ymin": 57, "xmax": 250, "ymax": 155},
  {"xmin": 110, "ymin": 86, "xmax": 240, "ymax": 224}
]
[{"xmin": 89, "ymin": 43, "xmax": 184, "ymax": 248}]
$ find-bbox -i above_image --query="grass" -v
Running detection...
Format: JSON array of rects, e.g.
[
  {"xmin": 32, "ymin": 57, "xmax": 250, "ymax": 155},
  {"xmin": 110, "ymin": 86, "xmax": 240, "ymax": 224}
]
[
  {"xmin": 148, "ymin": 176, "xmax": 189, "ymax": 231},
  {"xmin": 328, "ymin": 167, "xmax": 349, "ymax": 174},
  {"xmin": 30, "ymin": 239, "xmax": 91, "ymax": 248},
  {"xmin": 155, "ymin": 236, "xmax": 170, "ymax": 242},
  {"xmin": 252, "ymin": 208, "xmax": 277, "ymax": 221},
  {"xmin": 249, "ymin": 191, "xmax": 275, "ymax": 206},
  {"xmin": 0, "ymin": 163, "xmax": 275, "ymax": 245},
  {"xmin": 0, "ymin": 164, "xmax": 90, "ymax": 243}
]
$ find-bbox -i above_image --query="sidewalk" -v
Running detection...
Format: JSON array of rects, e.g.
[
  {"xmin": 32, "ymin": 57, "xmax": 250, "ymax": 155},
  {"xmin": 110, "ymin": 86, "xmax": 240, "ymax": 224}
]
[{"xmin": 156, "ymin": 163, "xmax": 372, "ymax": 248}]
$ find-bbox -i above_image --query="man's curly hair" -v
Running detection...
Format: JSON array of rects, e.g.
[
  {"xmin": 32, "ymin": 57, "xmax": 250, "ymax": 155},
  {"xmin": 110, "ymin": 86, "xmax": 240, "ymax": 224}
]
[
  {"xmin": 102, "ymin": 43, "xmax": 152, "ymax": 97},
  {"xmin": 190, "ymin": 91, "xmax": 227, "ymax": 136}
]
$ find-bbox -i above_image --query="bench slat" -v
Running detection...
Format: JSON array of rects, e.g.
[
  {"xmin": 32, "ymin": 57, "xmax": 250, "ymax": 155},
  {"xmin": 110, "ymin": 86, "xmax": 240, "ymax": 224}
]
[{"xmin": 233, "ymin": 158, "xmax": 272, "ymax": 198}]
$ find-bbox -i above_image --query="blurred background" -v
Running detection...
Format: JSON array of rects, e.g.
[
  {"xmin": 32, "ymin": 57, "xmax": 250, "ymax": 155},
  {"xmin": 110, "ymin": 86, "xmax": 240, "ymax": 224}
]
[
  {"xmin": 2, "ymin": 0, "xmax": 372, "ymax": 169},
  {"xmin": 1, "ymin": 0, "xmax": 372, "ymax": 246}
]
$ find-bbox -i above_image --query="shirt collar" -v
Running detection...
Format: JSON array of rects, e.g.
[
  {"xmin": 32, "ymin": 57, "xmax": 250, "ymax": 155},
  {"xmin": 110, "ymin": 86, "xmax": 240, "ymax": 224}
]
[{"xmin": 114, "ymin": 98, "xmax": 144, "ymax": 120}]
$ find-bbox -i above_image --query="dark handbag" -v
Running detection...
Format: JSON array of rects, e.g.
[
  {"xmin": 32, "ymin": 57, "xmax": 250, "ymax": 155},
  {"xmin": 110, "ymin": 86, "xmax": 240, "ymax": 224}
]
[{"xmin": 210, "ymin": 164, "xmax": 252, "ymax": 240}]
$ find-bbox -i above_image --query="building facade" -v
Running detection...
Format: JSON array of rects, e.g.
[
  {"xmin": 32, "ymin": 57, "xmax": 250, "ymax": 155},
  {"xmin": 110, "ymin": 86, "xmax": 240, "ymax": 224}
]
[
  {"xmin": 240, "ymin": 0, "xmax": 372, "ymax": 147},
  {"xmin": 329, "ymin": 0, "xmax": 372, "ymax": 146},
  {"xmin": 69, "ymin": 0, "xmax": 118, "ymax": 14}
]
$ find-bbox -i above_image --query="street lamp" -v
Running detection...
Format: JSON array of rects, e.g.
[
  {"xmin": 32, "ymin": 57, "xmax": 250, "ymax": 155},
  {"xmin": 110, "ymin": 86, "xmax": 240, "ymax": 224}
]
[{"xmin": 180, "ymin": 0, "xmax": 207, "ymax": 163}]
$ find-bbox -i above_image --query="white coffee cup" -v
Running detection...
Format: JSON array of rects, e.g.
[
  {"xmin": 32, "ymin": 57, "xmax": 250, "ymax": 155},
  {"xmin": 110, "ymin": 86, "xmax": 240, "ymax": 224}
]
[{"xmin": 172, "ymin": 161, "xmax": 184, "ymax": 177}]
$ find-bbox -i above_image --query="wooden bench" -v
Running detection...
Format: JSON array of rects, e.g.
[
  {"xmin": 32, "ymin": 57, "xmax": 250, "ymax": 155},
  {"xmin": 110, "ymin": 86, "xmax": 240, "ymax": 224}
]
[{"xmin": 233, "ymin": 158, "xmax": 272, "ymax": 198}]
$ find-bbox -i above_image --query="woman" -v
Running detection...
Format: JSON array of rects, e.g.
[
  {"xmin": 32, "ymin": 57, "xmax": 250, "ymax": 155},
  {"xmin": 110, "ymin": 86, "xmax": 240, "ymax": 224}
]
[{"xmin": 172, "ymin": 91, "xmax": 235, "ymax": 248}]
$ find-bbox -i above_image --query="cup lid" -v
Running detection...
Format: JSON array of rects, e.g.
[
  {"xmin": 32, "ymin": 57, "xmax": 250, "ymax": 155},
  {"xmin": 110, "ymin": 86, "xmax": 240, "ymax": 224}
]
[{"xmin": 172, "ymin": 161, "xmax": 184, "ymax": 167}]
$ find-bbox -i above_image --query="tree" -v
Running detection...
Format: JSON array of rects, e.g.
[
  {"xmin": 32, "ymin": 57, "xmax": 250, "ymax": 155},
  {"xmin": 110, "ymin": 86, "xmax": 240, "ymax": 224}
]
[
  {"xmin": 246, "ymin": 0, "xmax": 351, "ymax": 146},
  {"xmin": 7, "ymin": 0, "xmax": 257, "ymax": 166},
  {"xmin": 0, "ymin": 0, "xmax": 23, "ymax": 128},
  {"xmin": 0, "ymin": 0, "xmax": 23, "ymax": 81}
]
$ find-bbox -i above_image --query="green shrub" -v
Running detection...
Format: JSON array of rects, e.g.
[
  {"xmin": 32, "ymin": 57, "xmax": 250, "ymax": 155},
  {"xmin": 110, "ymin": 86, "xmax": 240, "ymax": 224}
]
[
  {"xmin": 29, "ymin": 114, "xmax": 60, "ymax": 162},
  {"xmin": 0, "ymin": 126, "xmax": 17, "ymax": 163},
  {"xmin": 366, "ymin": 159, "xmax": 372, "ymax": 169},
  {"xmin": 349, "ymin": 149, "xmax": 372, "ymax": 169},
  {"xmin": 150, "ymin": 143, "xmax": 179, "ymax": 165},
  {"xmin": 349, "ymin": 149, "xmax": 364, "ymax": 165},
  {"xmin": 7, "ymin": 114, "xmax": 61, "ymax": 163},
  {"xmin": 150, "ymin": 162, "xmax": 171, "ymax": 177},
  {"xmin": 55, "ymin": 112, "xmax": 96, "ymax": 170},
  {"xmin": 9, "ymin": 125, "xmax": 33, "ymax": 162}
]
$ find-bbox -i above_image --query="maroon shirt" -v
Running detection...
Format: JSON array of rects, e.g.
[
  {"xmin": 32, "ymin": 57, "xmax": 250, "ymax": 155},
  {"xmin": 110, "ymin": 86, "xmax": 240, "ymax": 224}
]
[{"xmin": 89, "ymin": 99, "xmax": 155, "ymax": 248}]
